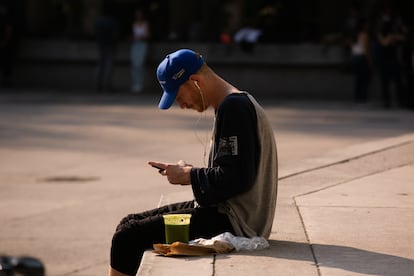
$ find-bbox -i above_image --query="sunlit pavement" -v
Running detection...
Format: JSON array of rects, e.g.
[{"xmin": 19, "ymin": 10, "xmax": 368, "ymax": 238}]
[{"xmin": 1, "ymin": 90, "xmax": 413, "ymax": 275}]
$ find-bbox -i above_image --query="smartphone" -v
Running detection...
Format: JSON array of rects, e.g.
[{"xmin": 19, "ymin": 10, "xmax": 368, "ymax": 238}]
[{"xmin": 151, "ymin": 164, "xmax": 165, "ymax": 173}]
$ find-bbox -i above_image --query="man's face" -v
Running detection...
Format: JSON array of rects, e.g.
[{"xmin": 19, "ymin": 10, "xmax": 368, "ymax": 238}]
[{"xmin": 175, "ymin": 81, "xmax": 204, "ymax": 112}]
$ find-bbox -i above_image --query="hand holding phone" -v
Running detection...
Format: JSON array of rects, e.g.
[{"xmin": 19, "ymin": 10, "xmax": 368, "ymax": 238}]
[{"xmin": 148, "ymin": 161, "xmax": 191, "ymax": 185}]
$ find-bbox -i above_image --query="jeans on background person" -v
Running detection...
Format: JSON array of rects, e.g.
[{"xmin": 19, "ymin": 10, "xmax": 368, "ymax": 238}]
[{"xmin": 130, "ymin": 41, "xmax": 148, "ymax": 93}]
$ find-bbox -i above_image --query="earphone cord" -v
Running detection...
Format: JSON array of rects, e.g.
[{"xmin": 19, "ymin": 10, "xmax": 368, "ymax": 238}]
[{"xmin": 194, "ymin": 87, "xmax": 210, "ymax": 166}]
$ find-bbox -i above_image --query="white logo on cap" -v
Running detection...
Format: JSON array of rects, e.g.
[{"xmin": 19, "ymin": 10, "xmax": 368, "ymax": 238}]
[{"xmin": 172, "ymin": 69, "xmax": 185, "ymax": 80}]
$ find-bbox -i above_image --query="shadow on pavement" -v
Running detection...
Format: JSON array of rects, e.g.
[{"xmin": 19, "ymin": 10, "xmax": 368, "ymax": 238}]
[{"xmin": 241, "ymin": 240, "xmax": 414, "ymax": 276}]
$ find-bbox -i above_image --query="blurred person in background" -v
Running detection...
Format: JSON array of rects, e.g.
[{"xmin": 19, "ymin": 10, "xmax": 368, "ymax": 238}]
[
  {"xmin": 0, "ymin": 1, "xmax": 14, "ymax": 87},
  {"xmin": 398, "ymin": 16, "xmax": 414, "ymax": 110},
  {"xmin": 95, "ymin": 2, "xmax": 118, "ymax": 93},
  {"xmin": 350, "ymin": 18, "xmax": 372, "ymax": 104},
  {"xmin": 375, "ymin": 5, "xmax": 406, "ymax": 108},
  {"xmin": 233, "ymin": 19, "xmax": 262, "ymax": 54},
  {"xmin": 130, "ymin": 9, "xmax": 150, "ymax": 94},
  {"xmin": 343, "ymin": 3, "xmax": 362, "ymax": 71}
]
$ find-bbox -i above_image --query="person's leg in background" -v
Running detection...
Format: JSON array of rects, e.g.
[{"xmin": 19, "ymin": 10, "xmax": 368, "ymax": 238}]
[{"xmin": 130, "ymin": 42, "xmax": 148, "ymax": 93}]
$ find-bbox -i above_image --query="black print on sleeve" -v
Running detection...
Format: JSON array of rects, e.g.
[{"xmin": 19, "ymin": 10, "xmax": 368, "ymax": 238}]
[{"xmin": 217, "ymin": 136, "xmax": 238, "ymax": 158}]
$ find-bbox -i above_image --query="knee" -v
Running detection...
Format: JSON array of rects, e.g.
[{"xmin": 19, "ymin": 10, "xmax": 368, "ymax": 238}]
[
  {"xmin": 116, "ymin": 214, "xmax": 137, "ymax": 232},
  {"xmin": 112, "ymin": 215, "xmax": 141, "ymax": 250},
  {"xmin": 112, "ymin": 227, "xmax": 134, "ymax": 252}
]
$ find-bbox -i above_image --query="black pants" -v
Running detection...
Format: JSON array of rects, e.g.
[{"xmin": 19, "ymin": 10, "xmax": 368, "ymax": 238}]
[
  {"xmin": 378, "ymin": 60, "xmax": 404, "ymax": 108},
  {"xmin": 352, "ymin": 55, "xmax": 371, "ymax": 103},
  {"xmin": 110, "ymin": 200, "xmax": 235, "ymax": 275}
]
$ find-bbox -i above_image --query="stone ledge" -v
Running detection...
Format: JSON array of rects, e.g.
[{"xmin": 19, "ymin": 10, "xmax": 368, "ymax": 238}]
[
  {"xmin": 137, "ymin": 134, "xmax": 414, "ymax": 275},
  {"xmin": 17, "ymin": 40, "xmax": 345, "ymax": 67}
]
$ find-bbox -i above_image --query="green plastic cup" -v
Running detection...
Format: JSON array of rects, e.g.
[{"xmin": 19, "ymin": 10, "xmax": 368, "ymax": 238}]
[{"xmin": 163, "ymin": 214, "xmax": 192, "ymax": 244}]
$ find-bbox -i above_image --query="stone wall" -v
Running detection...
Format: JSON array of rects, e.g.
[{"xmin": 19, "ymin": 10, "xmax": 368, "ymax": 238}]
[{"xmin": 13, "ymin": 40, "xmax": 368, "ymax": 100}]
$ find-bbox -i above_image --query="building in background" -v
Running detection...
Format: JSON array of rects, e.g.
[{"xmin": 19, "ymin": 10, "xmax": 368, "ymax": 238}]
[
  {"xmin": 2, "ymin": 0, "xmax": 412, "ymax": 105},
  {"xmin": 9, "ymin": 0, "xmax": 413, "ymax": 44}
]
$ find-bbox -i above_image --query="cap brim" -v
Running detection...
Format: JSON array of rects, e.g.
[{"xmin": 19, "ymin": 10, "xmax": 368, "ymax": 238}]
[{"xmin": 158, "ymin": 90, "xmax": 177, "ymax": 110}]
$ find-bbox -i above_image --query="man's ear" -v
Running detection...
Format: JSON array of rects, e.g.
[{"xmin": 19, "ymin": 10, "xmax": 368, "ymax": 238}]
[{"xmin": 189, "ymin": 75, "xmax": 201, "ymax": 88}]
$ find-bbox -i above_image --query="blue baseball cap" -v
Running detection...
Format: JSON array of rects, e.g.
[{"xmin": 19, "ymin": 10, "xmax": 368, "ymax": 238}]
[{"xmin": 156, "ymin": 49, "xmax": 204, "ymax": 109}]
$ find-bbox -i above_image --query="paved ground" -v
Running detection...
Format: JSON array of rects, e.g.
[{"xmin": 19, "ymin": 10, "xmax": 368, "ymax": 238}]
[{"xmin": 0, "ymin": 90, "xmax": 413, "ymax": 275}]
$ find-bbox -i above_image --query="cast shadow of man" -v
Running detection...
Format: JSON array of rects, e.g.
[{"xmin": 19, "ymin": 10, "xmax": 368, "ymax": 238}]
[{"xmin": 220, "ymin": 240, "xmax": 414, "ymax": 276}]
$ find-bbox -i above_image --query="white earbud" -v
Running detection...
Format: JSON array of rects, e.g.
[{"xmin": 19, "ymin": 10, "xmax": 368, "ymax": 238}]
[{"xmin": 194, "ymin": 81, "xmax": 200, "ymax": 88}]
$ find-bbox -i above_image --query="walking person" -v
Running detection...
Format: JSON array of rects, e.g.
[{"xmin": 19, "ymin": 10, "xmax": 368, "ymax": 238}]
[
  {"xmin": 350, "ymin": 18, "xmax": 372, "ymax": 104},
  {"xmin": 376, "ymin": 6, "xmax": 406, "ymax": 108},
  {"xmin": 95, "ymin": 4, "xmax": 118, "ymax": 92},
  {"xmin": 109, "ymin": 49, "xmax": 278, "ymax": 276},
  {"xmin": 130, "ymin": 9, "xmax": 149, "ymax": 93},
  {"xmin": 0, "ymin": 2, "xmax": 14, "ymax": 87}
]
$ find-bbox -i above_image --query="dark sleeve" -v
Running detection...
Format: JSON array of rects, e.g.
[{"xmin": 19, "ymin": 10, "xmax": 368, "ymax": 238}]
[{"xmin": 190, "ymin": 94, "xmax": 259, "ymax": 206}]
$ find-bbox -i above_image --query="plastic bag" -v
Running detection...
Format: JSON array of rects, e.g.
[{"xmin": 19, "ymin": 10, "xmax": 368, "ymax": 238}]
[{"xmin": 190, "ymin": 232, "xmax": 269, "ymax": 252}]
